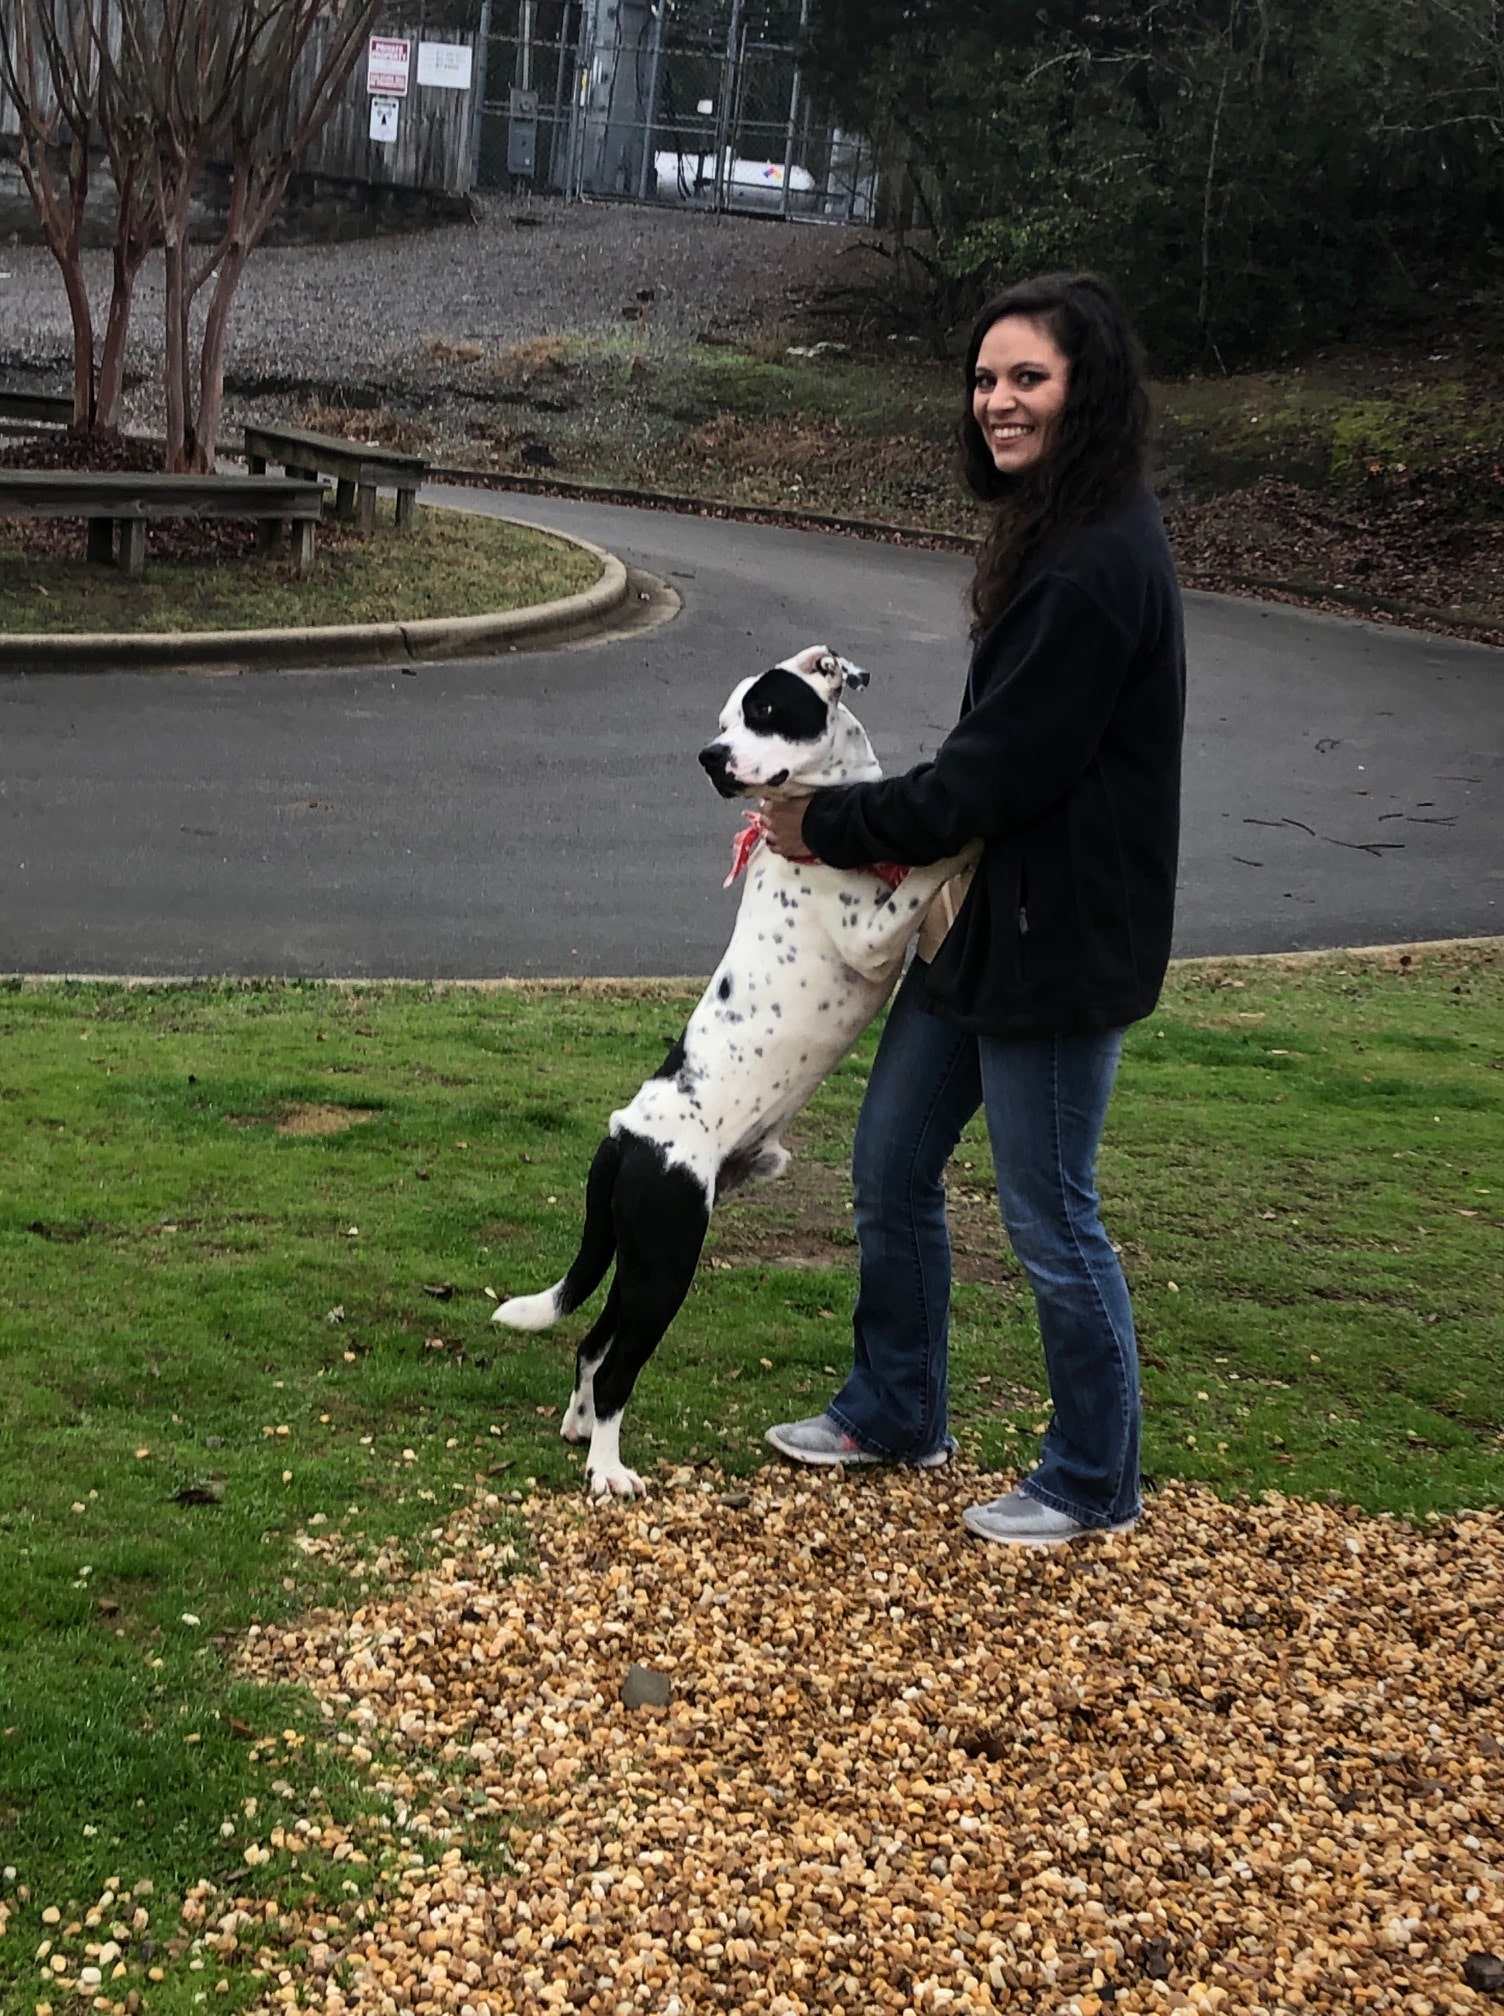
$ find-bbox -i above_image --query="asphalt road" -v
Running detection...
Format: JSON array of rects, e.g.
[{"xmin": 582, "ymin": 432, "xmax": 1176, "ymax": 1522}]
[{"xmin": 2, "ymin": 486, "xmax": 1499, "ymax": 978}]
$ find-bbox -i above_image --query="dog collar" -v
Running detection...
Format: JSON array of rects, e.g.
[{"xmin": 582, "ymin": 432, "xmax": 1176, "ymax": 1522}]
[{"xmin": 724, "ymin": 809, "xmax": 908, "ymax": 892}]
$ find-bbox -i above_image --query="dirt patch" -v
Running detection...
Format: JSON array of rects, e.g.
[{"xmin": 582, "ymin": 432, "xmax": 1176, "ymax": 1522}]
[
  {"xmin": 274, "ymin": 1104, "xmax": 377, "ymax": 1138},
  {"xmin": 300, "ymin": 401, "xmax": 437, "ymax": 458},
  {"xmin": 711, "ymin": 1136, "xmax": 1023, "ymax": 1291},
  {"xmin": 1165, "ymin": 466, "xmax": 1504, "ymax": 644}
]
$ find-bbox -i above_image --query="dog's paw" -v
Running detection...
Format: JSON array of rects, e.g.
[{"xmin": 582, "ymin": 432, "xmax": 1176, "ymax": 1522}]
[{"xmin": 587, "ymin": 1463, "xmax": 647, "ymax": 1499}]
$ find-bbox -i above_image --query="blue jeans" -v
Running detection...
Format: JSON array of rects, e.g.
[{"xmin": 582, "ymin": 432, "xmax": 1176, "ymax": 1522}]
[{"xmin": 828, "ymin": 961, "xmax": 1141, "ymax": 1528}]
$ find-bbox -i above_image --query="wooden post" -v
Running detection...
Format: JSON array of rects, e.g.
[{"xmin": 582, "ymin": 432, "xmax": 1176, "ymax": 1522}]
[
  {"xmin": 247, "ymin": 452, "xmax": 267, "ymax": 475},
  {"xmin": 118, "ymin": 518, "xmax": 147, "ymax": 578},
  {"xmin": 87, "ymin": 517, "xmax": 115, "ymax": 564},
  {"xmin": 357, "ymin": 483, "xmax": 377, "ymax": 534},
  {"xmin": 395, "ymin": 486, "xmax": 417, "ymax": 533},
  {"xmin": 335, "ymin": 477, "xmax": 357, "ymax": 520},
  {"xmin": 292, "ymin": 518, "xmax": 316, "ymax": 575}
]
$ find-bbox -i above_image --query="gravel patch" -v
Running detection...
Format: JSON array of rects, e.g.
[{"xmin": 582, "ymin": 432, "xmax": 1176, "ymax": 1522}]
[
  {"xmin": 0, "ymin": 195, "xmax": 875, "ymax": 426},
  {"xmin": 232, "ymin": 1468, "xmax": 1504, "ymax": 2015}
]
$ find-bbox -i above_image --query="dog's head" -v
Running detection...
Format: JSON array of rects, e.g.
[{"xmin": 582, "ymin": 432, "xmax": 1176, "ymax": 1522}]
[{"xmin": 698, "ymin": 645, "xmax": 879, "ymax": 800}]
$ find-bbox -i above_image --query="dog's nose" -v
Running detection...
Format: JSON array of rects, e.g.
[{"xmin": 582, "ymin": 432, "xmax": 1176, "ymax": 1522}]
[{"xmin": 699, "ymin": 743, "xmax": 744, "ymax": 798}]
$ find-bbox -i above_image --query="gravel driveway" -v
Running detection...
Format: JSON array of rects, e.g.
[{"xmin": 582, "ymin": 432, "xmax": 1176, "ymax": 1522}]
[{"xmin": 1, "ymin": 195, "xmax": 874, "ymax": 426}]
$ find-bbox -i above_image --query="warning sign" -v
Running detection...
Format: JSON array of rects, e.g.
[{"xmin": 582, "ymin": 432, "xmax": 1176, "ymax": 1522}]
[{"xmin": 367, "ymin": 36, "xmax": 411, "ymax": 97}]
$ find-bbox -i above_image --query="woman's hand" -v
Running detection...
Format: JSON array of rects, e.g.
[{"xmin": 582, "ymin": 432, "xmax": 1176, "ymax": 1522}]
[{"xmin": 759, "ymin": 796, "xmax": 817, "ymax": 860}]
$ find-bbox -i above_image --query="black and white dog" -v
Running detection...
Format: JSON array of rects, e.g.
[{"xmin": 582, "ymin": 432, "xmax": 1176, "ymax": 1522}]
[{"xmin": 492, "ymin": 646, "xmax": 978, "ymax": 1496}]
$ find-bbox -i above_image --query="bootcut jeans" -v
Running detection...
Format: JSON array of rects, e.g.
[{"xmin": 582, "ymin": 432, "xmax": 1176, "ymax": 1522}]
[{"xmin": 826, "ymin": 960, "xmax": 1142, "ymax": 1529}]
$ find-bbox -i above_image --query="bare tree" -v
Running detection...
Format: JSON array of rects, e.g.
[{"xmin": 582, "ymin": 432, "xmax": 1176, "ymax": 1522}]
[
  {"xmin": 0, "ymin": 0, "xmax": 154, "ymax": 430},
  {"xmin": 106, "ymin": 0, "xmax": 383, "ymax": 470}
]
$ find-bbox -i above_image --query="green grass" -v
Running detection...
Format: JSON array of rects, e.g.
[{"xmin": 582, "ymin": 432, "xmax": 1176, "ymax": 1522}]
[
  {"xmin": 0, "ymin": 504, "xmax": 599, "ymax": 636},
  {"xmin": 0, "ymin": 948, "xmax": 1501, "ymax": 2005},
  {"xmin": 1155, "ymin": 355, "xmax": 1501, "ymax": 498}
]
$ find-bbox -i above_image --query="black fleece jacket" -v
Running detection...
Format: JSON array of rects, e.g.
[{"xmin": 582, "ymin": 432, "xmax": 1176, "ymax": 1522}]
[{"xmin": 803, "ymin": 483, "xmax": 1186, "ymax": 1037}]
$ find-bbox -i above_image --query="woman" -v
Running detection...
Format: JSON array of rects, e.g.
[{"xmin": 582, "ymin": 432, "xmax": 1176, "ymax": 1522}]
[{"xmin": 761, "ymin": 271, "xmax": 1186, "ymax": 1547}]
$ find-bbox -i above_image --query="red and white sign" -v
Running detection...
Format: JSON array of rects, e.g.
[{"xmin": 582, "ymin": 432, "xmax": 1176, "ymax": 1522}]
[{"xmin": 367, "ymin": 36, "xmax": 411, "ymax": 97}]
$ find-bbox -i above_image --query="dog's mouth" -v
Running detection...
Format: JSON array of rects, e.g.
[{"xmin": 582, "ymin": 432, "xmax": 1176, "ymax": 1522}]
[{"xmin": 763, "ymin": 769, "xmax": 789, "ymax": 790}]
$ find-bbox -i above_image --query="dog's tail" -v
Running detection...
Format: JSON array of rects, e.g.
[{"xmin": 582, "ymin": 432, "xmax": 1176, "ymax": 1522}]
[{"xmin": 492, "ymin": 1135, "xmax": 622, "ymax": 1331}]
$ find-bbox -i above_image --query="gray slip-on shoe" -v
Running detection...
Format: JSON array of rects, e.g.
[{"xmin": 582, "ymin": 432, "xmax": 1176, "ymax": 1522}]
[
  {"xmin": 962, "ymin": 1486, "xmax": 1137, "ymax": 1548},
  {"xmin": 765, "ymin": 1414, "xmax": 951, "ymax": 1469}
]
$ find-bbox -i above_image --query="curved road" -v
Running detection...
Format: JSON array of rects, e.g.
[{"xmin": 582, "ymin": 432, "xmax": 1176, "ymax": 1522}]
[{"xmin": 1, "ymin": 486, "xmax": 1499, "ymax": 977}]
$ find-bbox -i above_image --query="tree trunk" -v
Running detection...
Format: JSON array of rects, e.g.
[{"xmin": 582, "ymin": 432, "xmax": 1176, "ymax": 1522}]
[
  {"xmin": 61, "ymin": 256, "xmax": 99, "ymax": 431},
  {"xmin": 97, "ymin": 160, "xmax": 155, "ymax": 432},
  {"xmin": 159, "ymin": 152, "xmax": 201, "ymax": 470},
  {"xmin": 11, "ymin": 145, "xmax": 97, "ymax": 429},
  {"xmin": 191, "ymin": 163, "xmax": 286, "ymax": 471},
  {"xmin": 97, "ymin": 251, "xmax": 142, "ymax": 434},
  {"xmin": 191, "ymin": 249, "xmax": 248, "ymax": 472},
  {"xmin": 162, "ymin": 219, "xmax": 189, "ymax": 470}
]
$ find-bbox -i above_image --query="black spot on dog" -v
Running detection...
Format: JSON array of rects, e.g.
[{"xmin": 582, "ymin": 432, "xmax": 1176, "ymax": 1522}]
[
  {"xmin": 717, "ymin": 974, "xmax": 732, "ymax": 1001},
  {"xmin": 740, "ymin": 667, "xmax": 829, "ymax": 742},
  {"xmin": 652, "ymin": 1033, "xmax": 688, "ymax": 1080}
]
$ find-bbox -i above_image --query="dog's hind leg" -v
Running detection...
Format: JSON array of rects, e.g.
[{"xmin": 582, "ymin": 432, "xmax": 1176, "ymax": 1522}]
[
  {"xmin": 582, "ymin": 1145, "xmax": 710, "ymax": 1497},
  {"xmin": 493, "ymin": 1135, "xmax": 623, "ymax": 1332},
  {"xmin": 560, "ymin": 1279, "xmax": 620, "ymax": 1443}
]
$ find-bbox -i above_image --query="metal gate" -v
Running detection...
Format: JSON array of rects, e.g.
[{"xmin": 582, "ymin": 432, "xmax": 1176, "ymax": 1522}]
[{"xmin": 471, "ymin": 0, "xmax": 874, "ymax": 221}]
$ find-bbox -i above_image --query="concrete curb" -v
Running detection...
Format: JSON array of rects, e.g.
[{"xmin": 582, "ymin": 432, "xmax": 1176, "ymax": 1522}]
[
  {"xmin": 7, "ymin": 937, "xmax": 1501, "ymax": 991},
  {"xmin": 0, "ymin": 521, "xmax": 629, "ymax": 674}
]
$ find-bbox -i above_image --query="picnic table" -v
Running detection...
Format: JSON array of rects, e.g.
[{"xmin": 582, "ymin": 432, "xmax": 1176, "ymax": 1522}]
[
  {"xmin": 0, "ymin": 471, "xmax": 326, "ymax": 577},
  {"xmin": 243, "ymin": 421, "xmax": 426, "ymax": 534}
]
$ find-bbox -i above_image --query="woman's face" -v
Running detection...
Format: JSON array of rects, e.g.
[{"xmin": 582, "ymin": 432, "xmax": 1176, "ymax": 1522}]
[{"xmin": 971, "ymin": 315, "xmax": 1071, "ymax": 474}]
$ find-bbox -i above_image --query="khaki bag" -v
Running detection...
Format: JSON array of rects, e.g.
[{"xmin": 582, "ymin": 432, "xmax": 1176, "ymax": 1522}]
[{"xmin": 914, "ymin": 859, "xmax": 978, "ymax": 965}]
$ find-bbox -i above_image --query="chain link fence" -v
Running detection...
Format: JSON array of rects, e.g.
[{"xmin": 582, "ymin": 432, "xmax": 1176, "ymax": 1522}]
[{"xmin": 472, "ymin": 0, "xmax": 874, "ymax": 221}]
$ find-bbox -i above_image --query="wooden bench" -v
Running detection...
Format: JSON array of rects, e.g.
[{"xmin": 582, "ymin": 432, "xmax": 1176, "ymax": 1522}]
[
  {"xmin": 0, "ymin": 389, "xmax": 73, "ymax": 426},
  {"xmin": 0, "ymin": 471, "xmax": 326, "ymax": 577},
  {"xmin": 243, "ymin": 422, "xmax": 426, "ymax": 534}
]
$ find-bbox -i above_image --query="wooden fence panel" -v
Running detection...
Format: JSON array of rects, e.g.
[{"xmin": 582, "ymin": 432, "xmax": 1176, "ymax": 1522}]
[{"xmin": 299, "ymin": 30, "xmax": 477, "ymax": 194}]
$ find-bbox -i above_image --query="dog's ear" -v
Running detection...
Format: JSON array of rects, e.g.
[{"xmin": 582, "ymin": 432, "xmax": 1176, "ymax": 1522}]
[{"xmin": 810, "ymin": 649, "xmax": 869, "ymax": 694}]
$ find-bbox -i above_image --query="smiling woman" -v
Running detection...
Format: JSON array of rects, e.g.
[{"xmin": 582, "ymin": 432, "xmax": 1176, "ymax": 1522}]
[
  {"xmin": 971, "ymin": 317, "xmax": 1072, "ymax": 476},
  {"xmin": 760, "ymin": 273, "xmax": 1189, "ymax": 1551}
]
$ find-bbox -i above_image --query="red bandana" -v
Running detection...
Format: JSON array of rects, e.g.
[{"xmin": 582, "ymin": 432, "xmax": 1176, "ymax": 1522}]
[{"xmin": 724, "ymin": 810, "xmax": 908, "ymax": 892}]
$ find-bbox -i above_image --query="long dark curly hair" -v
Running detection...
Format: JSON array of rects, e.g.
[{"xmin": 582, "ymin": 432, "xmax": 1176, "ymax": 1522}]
[{"xmin": 960, "ymin": 273, "xmax": 1152, "ymax": 635}]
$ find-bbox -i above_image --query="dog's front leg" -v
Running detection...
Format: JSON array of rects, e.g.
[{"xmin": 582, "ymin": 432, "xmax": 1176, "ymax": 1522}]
[
  {"xmin": 584, "ymin": 1413, "xmax": 646, "ymax": 1499},
  {"xmin": 842, "ymin": 841, "xmax": 983, "ymax": 982}
]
